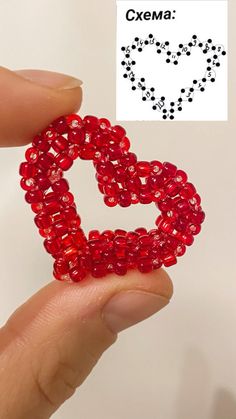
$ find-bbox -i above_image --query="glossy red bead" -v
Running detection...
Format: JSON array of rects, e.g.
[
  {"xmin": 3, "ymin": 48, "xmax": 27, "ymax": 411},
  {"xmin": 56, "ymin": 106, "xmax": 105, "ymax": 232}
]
[
  {"xmin": 55, "ymin": 153, "xmax": 73, "ymax": 170},
  {"xmin": 25, "ymin": 189, "xmax": 43, "ymax": 204},
  {"xmin": 34, "ymin": 213, "xmax": 52, "ymax": 229},
  {"xmin": 51, "ymin": 136, "xmax": 68, "ymax": 153},
  {"xmin": 19, "ymin": 162, "xmax": 37, "ymax": 178},
  {"xmin": 52, "ymin": 179, "xmax": 69, "ymax": 194}
]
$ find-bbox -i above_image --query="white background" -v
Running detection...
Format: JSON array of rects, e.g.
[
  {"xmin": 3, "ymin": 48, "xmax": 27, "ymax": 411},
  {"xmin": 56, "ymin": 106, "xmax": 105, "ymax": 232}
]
[
  {"xmin": 0, "ymin": 1, "xmax": 236, "ymax": 419},
  {"xmin": 117, "ymin": 1, "xmax": 228, "ymax": 121}
]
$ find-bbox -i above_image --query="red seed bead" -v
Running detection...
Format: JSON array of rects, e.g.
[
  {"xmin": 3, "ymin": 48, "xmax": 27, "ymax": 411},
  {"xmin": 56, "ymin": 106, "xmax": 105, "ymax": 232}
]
[
  {"xmin": 32, "ymin": 135, "xmax": 51, "ymax": 152},
  {"xmin": 25, "ymin": 147, "xmax": 39, "ymax": 164},
  {"xmin": 52, "ymin": 116, "xmax": 68, "ymax": 134},
  {"xmin": 34, "ymin": 213, "xmax": 52, "ymax": 229},
  {"xmin": 70, "ymin": 266, "xmax": 86, "ymax": 282},
  {"xmin": 159, "ymin": 219, "xmax": 173, "ymax": 234},
  {"xmin": 53, "ymin": 221, "xmax": 68, "ymax": 237},
  {"xmin": 54, "ymin": 259, "xmax": 69, "ymax": 275},
  {"xmin": 63, "ymin": 245, "xmax": 79, "ymax": 260},
  {"xmin": 139, "ymin": 192, "xmax": 152, "ymax": 204},
  {"xmin": 138, "ymin": 235, "xmax": 152, "ymax": 248},
  {"xmin": 60, "ymin": 192, "xmax": 74, "ymax": 207},
  {"xmin": 152, "ymin": 258, "xmax": 162, "ymax": 269},
  {"xmin": 44, "ymin": 192, "xmax": 57, "ymax": 202},
  {"xmin": 31, "ymin": 202, "xmax": 44, "ymax": 213},
  {"xmin": 96, "ymin": 162, "xmax": 115, "ymax": 176},
  {"xmin": 104, "ymin": 183, "xmax": 119, "ymax": 196},
  {"xmin": 152, "ymin": 188, "xmax": 166, "ymax": 202},
  {"xmin": 44, "ymin": 200, "xmax": 61, "ymax": 215},
  {"xmin": 166, "ymin": 180, "xmax": 180, "ymax": 197},
  {"xmin": 125, "ymin": 177, "xmax": 141, "ymax": 192},
  {"xmin": 72, "ymin": 230, "xmax": 86, "ymax": 247},
  {"xmin": 107, "ymin": 144, "xmax": 123, "ymax": 161},
  {"xmin": 55, "ymin": 153, "xmax": 73, "ymax": 170},
  {"xmin": 180, "ymin": 234, "xmax": 194, "ymax": 246},
  {"xmin": 111, "ymin": 125, "xmax": 126, "ymax": 140},
  {"xmin": 118, "ymin": 191, "xmax": 131, "ymax": 207},
  {"xmin": 163, "ymin": 254, "xmax": 177, "ymax": 267},
  {"xmin": 83, "ymin": 115, "xmax": 99, "ymax": 132},
  {"xmin": 20, "ymin": 177, "xmax": 36, "ymax": 191},
  {"xmin": 163, "ymin": 162, "xmax": 177, "ymax": 177},
  {"xmin": 80, "ymin": 144, "xmax": 96, "ymax": 160},
  {"xmin": 61, "ymin": 235, "xmax": 74, "ymax": 249},
  {"xmin": 175, "ymin": 170, "xmax": 188, "ymax": 185},
  {"xmin": 158, "ymin": 198, "xmax": 173, "ymax": 212},
  {"xmin": 92, "ymin": 263, "xmax": 107, "ymax": 278},
  {"xmin": 187, "ymin": 224, "xmax": 201, "ymax": 235},
  {"xmin": 175, "ymin": 199, "xmax": 190, "ymax": 214},
  {"xmin": 42, "ymin": 128, "xmax": 58, "ymax": 141},
  {"xmin": 69, "ymin": 215, "xmax": 82, "ymax": 230},
  {"xmin": 99, "ymin": 118, "xmax": 111, "ymax": 130},
  {"xmin": 104, "ymin": 195, "xmax": 118, "ymax": 207},
  {"xmin": 147, "ymin": 174, "xmax": 165, "ymax": 189},
  {"xmin": 114, "ymin": 236, "xmax": 127, "ymax": 249},
  {"xmin": 52, "ymin": 213, "xmax": 65, "ymax": 224},
  {"xmin": 114, "ymin": 259, "xmax": 128, "ymax": 275},
  {"xmin": 114, "ymin": 165, "xmax": 127, "ymax": 182},
  {"xmin": 25, "ymin": 189, "xmax": 43, "ymax": 204},
  {"xmin": 120, "ymin": 152, "xmax": 137, "ymax": 166},
  {"xmin": 47, "ymin": 167, "xmax": 63, "ymax": 184},
  {"xmin": 37, "ymin": 154, "xmax": 54, "ymax": 172},
  {"xmin": 136, "ymin": 161, "xmax": 151, "ymax": 177},
  {"xmin": 180, "ymin": 183, "xmax": 196, "ymax": 199},
  {"xmin": 19, "ymin": 162, "xmax": 37, "ymax": 178},
  {"xmin": 63, "ymin": 206, "xmax": 77, "ymax": 222},
  {"xmin": 65, "ymin": 114, "xmax": 83, "ymax": 129},
  {"xmin": 39, "ymin": 227, "xmax": 56, "ymax": 240},
  {"xmin": 51, "ymin": 136, "xmax": 68, "ymax": 153},
  {"xmin": 101, "ymin": 230, "xmax": 115, "ymax": 240},
  {"xmin": 52, "ymin": 178, "xmax": 69, "ymax": 194},
  {"xmin": 44, "ymin": 238, "xmax": 61, "ymax": 254},
  {"xmin": 175, "ymin": 244, "xmax": 186, "ymax": 256},
  {"xmin": 68, "ymin": 145, "xmax": 80, "ymax": 160},
  {"xmin": 115, "ymin": 229, "xmax": 127, "ymax": 236},
  {"xmin": 35, "ymin": 174, "xmax": 51, "ymax": 191},
  {"xmin": 131, "ymin": 192, "xmax": 139, "ymax": 204},
  {"xmin": 68, "ymin": 128, "xmax": 86, "ymax": 145},
  {"xmin": 120, "ymin": 137, "xmax": 130, "ymax": 152},
  {"xmin": 150, "ymin": 160, "xmax": 163, "ymax": 175},
  {"xmin": 89, "ymin": 230, "xmax": 100, "ymax": 240},
  {"xmin": 189, "ymin": 194, "xmax": 201, "ymax": 206},
  {"xmin": 127, "ymin": 231, "xmax": 139, "ymax": 244},
  {"xmin": 135, "ymin": 227, "xmax": 147, "ymax": 236},
  {"xmin": 138, "ymin": 257, "xmax": 153, "ymax": 273}
]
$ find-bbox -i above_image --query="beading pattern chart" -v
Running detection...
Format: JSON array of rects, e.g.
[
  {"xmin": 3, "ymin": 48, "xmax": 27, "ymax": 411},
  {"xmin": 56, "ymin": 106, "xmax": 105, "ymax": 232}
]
[{"xmin": 121, "ymin": 35, "xmax": 226, "ymax": 120}]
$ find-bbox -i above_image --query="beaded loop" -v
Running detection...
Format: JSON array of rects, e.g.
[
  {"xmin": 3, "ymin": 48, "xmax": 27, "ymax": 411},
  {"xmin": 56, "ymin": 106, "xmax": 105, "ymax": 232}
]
[{"xmin": 19, "ymin": 114, "xmax": 205, "ymax": 282}]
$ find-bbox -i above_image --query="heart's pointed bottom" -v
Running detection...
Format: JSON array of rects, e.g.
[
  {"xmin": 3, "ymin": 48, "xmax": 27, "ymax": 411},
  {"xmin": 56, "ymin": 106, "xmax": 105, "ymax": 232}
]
[{"xmin": 19, "ymin": 114, "xmax": 205, "ymax": 283}]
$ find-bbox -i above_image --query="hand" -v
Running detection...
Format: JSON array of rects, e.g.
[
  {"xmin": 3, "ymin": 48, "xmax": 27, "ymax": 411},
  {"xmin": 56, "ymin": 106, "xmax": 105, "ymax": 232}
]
[{"xmin": 0, "ymin": 66, "xmax": 173, "ymax": 419}]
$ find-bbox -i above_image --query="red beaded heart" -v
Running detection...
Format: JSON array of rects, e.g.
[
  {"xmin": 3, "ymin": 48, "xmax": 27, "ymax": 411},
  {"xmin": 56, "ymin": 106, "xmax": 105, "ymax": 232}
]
[{"xmin": 19, "ymin": 114, "xmax": 205, "ymax": 282}]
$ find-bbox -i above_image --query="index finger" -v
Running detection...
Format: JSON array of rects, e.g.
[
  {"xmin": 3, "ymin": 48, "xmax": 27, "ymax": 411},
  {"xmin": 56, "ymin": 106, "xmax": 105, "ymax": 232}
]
[{"xmin": 0, "ymin": 66, "xmax": 83, "ymax": 147}]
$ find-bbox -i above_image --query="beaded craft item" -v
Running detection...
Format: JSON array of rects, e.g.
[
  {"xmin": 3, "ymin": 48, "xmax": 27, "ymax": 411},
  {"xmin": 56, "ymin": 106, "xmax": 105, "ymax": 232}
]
[{"xmin": 19, "ymin": 114, "xmax": 205, "ymax": 282}]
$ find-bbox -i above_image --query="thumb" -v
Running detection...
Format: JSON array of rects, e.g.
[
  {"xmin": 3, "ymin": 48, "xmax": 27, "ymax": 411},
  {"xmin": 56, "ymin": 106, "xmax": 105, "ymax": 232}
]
[{"xmin": 0, "ymin": 269, "xmax": 173, "ymax": 418}]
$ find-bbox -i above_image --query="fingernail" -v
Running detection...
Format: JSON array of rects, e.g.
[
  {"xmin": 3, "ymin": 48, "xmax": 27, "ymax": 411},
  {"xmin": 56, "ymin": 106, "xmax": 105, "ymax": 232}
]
[
  {"xmin": 102, "ymin": 291, "xmax": 169, "ymax": 334},
  {"xmin": 14, "ymin": 69, "xmax": 83, "ymax": 89}
]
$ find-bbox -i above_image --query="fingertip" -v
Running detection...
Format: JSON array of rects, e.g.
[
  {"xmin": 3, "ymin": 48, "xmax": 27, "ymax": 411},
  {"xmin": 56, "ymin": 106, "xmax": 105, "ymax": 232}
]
[{"xmin": 0, "ymin": 67, "xmax": 83, "ymax": 147}]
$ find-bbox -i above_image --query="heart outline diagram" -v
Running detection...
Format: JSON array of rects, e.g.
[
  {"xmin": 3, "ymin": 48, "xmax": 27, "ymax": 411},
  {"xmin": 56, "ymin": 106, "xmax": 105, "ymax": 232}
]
[
  {"xmin": 19, "ymin": 114, "xmax": 205, "ymax": 282},
  {"xmin": 121, "ymin": 34, "xmax": 226, "ymax": 120}
]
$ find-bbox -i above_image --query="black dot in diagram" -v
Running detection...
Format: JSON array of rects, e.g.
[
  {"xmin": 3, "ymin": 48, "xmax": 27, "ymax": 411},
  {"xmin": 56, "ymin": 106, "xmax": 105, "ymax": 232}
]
[{"xmin": 120, "ymin": 34, "xmax": 226, "ymax": 120}]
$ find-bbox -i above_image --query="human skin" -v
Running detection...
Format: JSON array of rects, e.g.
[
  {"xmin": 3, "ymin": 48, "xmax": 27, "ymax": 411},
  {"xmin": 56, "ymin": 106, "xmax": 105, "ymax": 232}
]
[{"xmin": 0, "ymin": 66, "xmax": 173, "ymax": 419}]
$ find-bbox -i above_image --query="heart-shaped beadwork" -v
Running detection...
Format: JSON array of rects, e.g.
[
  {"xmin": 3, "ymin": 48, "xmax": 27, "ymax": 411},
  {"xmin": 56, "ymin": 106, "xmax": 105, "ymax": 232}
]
[{"xmin": 19, "ymin": 114, "xmax": 205, "ymax": 282}]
